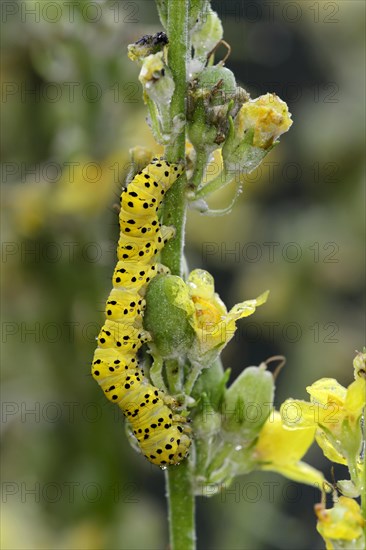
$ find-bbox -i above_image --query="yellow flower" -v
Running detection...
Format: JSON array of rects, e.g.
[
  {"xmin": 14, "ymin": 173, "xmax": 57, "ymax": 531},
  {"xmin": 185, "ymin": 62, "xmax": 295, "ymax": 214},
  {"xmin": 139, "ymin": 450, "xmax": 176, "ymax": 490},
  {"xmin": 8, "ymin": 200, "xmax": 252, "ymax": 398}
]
[
  {"xmin": 280, "ymin": 374, "xmax": 365, "ymax": 490},
  {"xmin": 51, "ymin": 156, "xmax": 117, "ymax": 216},
  {"xmin": 186, "ymin": 269, "xmax": 268, "ymax": 361},
  {"xmin": 253, "ymin": 411, "xmax": 325, "ymax": 488},
  {"xmin": 315, "ymin": 497, "xmax": 365, "ymax": 550},
  {"xmin": 235, "ymin": 93, "xmax": 293, "ymax": 150},
  {"xmin": 9, "ymin": 182, "xmax": 51, "ymax": 237},
  {"xmin": 222, "ymin": 92, "xmax": 293, "ymax": 174}
]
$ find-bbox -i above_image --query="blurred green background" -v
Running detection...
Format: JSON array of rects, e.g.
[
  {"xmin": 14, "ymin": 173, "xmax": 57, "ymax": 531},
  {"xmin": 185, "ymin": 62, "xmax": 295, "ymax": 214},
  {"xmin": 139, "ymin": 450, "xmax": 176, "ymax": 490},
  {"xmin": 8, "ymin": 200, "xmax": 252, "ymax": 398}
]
[{"xmin": 1, "ymin": 1, "xmax": 365, "ymax": 549}]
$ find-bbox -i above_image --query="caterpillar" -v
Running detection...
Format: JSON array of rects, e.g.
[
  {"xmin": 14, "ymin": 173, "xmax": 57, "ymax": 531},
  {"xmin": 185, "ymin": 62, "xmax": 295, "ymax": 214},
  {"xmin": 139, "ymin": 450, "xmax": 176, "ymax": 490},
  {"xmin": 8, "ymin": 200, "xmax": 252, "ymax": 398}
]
[{"xmin": 91, "ymin": 158, "xmax": 191, "ymax": 466}]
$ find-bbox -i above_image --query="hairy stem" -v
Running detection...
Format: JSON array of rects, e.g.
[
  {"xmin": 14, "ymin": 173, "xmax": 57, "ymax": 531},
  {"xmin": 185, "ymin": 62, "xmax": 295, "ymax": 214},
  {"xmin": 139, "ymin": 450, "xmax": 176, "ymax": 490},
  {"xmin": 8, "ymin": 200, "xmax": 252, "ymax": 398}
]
[
  {"xmin": 160, "ymin": 0, "xmax": 188, "ymax": 277},
  {"xmin": 166, "ymin": 460, "xmax": 196, "ymax": 550},
  {"xmin": 159, "ymin": 2, "xmax": 196, "ymax": 550},
  {"xmin": 190, "ymin": 148, "xmax": 210, "ymax": 189}
]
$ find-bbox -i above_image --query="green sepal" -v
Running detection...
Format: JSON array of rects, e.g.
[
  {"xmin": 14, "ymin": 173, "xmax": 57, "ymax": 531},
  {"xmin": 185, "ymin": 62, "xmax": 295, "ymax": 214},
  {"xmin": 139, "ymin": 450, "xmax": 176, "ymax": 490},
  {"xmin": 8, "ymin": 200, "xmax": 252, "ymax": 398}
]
[
  {"xmin": 189, "ymin": 0, "xmax": 210, "ymax": 31},
  {"xmin": 195, "ymin": 66, "xmax": 237, "ymax": 106},
  {"xmin": 223, "ymin": 365, "xmax": 275, "ymax": 441},
  {"xmin": 191, "ymin": 359, "xmax": 230, "ymax": 411},
  {"xmin": 190, "ymin": 7, "xmax": 223, "ymax": 73},
  {"xmin": 155, "ymin": 0, "xmax": 168, "ymax": 27},
  {"xmin": 222, "ymin": 118, "xmax": 275, "ymax": 173},
  {"xmin": 192, "ymin": 392, "xmax": 222, "ymax": 438},
  {"xmin": 187, "ymin": 99, "xmax": 218, "ymax": 154}
]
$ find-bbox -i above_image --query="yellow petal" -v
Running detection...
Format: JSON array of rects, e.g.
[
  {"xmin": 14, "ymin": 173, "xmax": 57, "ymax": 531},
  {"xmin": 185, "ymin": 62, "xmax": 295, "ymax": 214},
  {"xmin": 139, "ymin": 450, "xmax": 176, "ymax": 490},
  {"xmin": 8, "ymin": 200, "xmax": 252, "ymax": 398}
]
[
  {"xmin": 255, "ymin": 412, "xmax": 324, "ymax": 488},
  {"xmin": 261, "ymin": 460, "xmax": 325, "ymax": 489},
  {"xmin": 280, "ymin": 399, "xmax": 319, "ymax": 428},
  {"xmin": 187, "ymin": 270, "xmax": 268, "ymax": 354},
  {"xmin": 315, "ymin": 430, "xmax": 347, "ymax": 465},
  {"xmin": 306, "ymin": 378, "xmax": 346, "ymax": 406},
  {"xmin": 345, "ymin": 377, "xmax": 366, "ymax": 414},
  {"xmin": 237, "ymin": 93, "xmax": 293, "ymax": 149},
  {"xmin": 316, "ymin": 497, "xmax": 365, "ymax": 542},
  {"xmin": 255, "ymin": 411, "xmax": 316, "ymax": 463},
  {"xmin": 187, "ymin": 269, "xmax": 216, "ymax": 301},
  {"xmin": 228, "ymin": 290, "xmax": 269, "ymax": 320}
]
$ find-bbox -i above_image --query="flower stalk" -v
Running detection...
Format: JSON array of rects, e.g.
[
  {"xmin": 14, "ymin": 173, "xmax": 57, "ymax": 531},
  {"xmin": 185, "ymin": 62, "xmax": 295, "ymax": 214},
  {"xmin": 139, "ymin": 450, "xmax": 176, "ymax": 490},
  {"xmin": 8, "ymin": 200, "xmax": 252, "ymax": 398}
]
[
  {"xmin": 160, "ymin": 0, "xmax": 188, "ymax": 277},
  {"xmin": 157, "ymin": 2, "xmax": 195, "ymax": 549}
]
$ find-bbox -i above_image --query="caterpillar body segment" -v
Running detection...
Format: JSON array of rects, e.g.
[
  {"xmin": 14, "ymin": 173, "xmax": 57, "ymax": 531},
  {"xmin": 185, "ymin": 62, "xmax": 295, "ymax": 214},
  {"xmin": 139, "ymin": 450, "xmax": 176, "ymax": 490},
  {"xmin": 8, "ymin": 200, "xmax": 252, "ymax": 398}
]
[{"xmin": 92, "ymin": 158, "xmax": 191, "ymax": 466}]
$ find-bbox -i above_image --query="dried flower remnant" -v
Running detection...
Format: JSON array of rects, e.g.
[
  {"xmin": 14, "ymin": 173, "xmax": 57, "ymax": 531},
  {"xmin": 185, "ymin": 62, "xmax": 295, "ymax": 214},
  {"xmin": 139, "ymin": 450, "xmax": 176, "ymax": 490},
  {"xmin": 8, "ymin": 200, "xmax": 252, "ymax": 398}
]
[{"xmin": 315, "ymin": 497, "xmax": 365, "ymax": 550}]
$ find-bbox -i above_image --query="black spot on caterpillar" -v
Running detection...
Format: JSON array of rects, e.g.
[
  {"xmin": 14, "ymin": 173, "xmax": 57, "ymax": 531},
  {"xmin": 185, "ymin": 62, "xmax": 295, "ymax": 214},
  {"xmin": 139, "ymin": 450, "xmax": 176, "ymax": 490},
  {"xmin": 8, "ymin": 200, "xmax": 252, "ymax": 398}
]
[{"xmin": 92, "ymin": 158, "xmax": 191, "ymax": 466}]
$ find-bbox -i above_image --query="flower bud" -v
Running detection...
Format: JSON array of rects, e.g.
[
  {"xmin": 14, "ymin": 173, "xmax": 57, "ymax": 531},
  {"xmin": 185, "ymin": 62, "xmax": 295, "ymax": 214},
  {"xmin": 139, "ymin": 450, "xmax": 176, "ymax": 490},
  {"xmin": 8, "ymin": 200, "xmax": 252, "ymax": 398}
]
[
  {"xmin": 144, "ymin": 274, "xmax": 195, "ymax": 359},
  {"xmin": 189, "ymin": 0, "xmax": 210, "ymax": 31},
  {"xmin": 195, "ymin": 65, "xmax": 237, "ymax": 106},
  {"xmin": 188, "ymin": 66, "xmax": 246, "ymax": 154},
  {"xmin": 139, "ymin": 52, "xmax": 175, "ymax": 106},
  {"xmin": 190, "ymin": 8, "xmax": 223, "ymax": 76},
  {"xmin": 223, "ymin": 365, "xmax": 275, "ymax": 442},
  {"xmin": 353, "ymin": 349, "xmax": 366, "ymax": 379},
  {"xmin": 193, "ymin": 393, "xmax": 222, "ymax": 438},
  {"xmin": 222, "ymin": 93, "xmax": 293, "ymax": 173}
]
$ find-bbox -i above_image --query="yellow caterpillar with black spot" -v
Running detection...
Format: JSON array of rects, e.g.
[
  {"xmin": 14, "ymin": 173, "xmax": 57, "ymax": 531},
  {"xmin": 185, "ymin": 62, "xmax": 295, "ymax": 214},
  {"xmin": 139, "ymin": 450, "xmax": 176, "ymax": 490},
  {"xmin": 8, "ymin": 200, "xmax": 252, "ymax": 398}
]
[{"xmin": 91, "ymin": 158, "xmax": 191, "ymax": 466}]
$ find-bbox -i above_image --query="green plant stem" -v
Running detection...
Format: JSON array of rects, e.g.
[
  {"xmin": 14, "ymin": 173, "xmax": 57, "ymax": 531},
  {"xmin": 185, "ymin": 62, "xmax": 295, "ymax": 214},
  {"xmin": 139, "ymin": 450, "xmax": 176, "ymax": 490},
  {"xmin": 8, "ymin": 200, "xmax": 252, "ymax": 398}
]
[
  {"xmin": 159, "ymin": 2, "xmax": 196, "ymax": 550},
  {"xmin": 195, "ymin": 169, "xmax": 228, "ymax": 198},
  {"xmin": 161, "ymin": 0, "xmax": 188, "ymax": 277},
  {"xmin": 191, "ymin": 149, "xmax": 209, "ymax": 189},
  {"xmin": 166, "ymin": 460, "xmax": 196, "ymax": 550},
  {"xmin": 184, "ymin": 361, "xmax": 203, "ymax": 395},
  {"xmin": 166, "ymin": 358, "xmax": 183, "ymax": 394}
]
